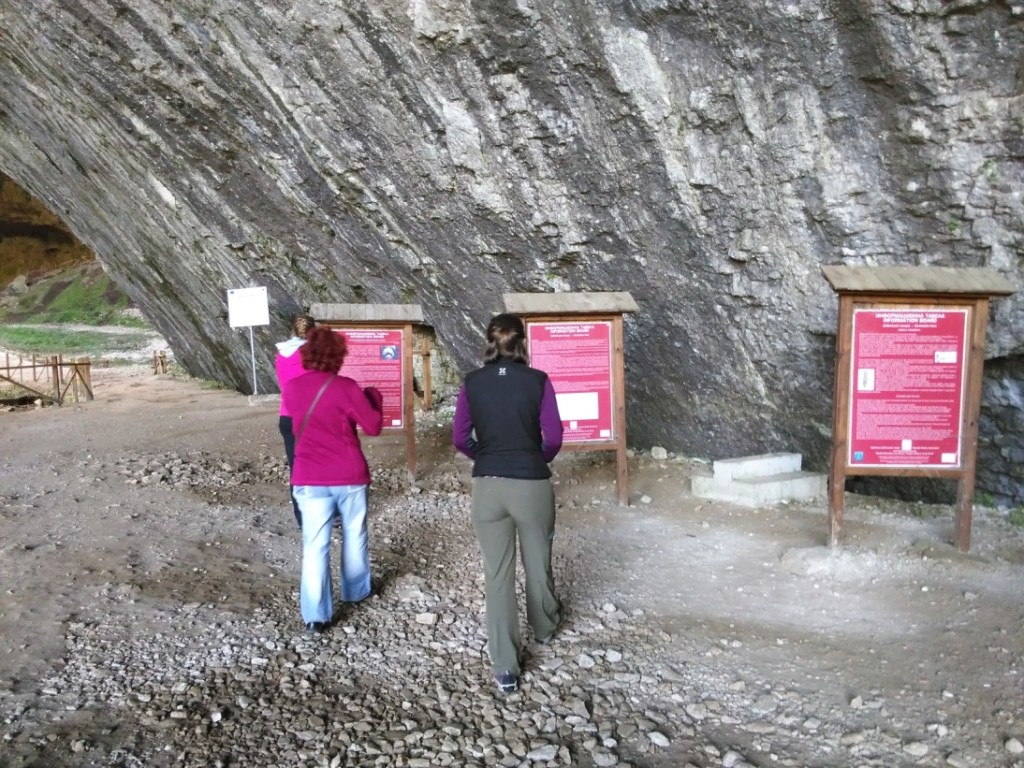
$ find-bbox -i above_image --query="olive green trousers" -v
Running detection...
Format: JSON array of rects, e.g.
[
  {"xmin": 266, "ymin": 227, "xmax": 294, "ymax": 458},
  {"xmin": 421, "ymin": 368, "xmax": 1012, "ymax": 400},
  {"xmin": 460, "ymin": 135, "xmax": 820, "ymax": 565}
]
[{"xmin": 471, "ymin": 477, "xmax": 561, "ymax": 675}]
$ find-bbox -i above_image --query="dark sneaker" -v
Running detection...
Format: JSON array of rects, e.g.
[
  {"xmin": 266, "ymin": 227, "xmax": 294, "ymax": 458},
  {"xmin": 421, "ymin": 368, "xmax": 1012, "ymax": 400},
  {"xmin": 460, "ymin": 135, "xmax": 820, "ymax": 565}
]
[
  {"xmin": 305, "ymin": 621, "xmax": 328, "ymax": 634},
  {"xmin": 370, "ymin": 576, "xmax": 386, "ymax": 598},
  {"xmin": 494, "ymin": 671, "xmax": 519, "ymax": 694}
]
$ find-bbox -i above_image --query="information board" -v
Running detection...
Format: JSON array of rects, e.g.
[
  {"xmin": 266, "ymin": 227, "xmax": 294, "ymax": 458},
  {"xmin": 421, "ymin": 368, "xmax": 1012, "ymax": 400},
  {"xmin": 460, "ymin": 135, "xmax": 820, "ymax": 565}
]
[
  {"xmin": 848, "ymin": 308, "xmax": 968, "ymax": 468},
  {"xmin": 336, "ymin": 328, "xmax": 405, "ymax": 428},
  {"xmin": 226, "ymin": 287, "xmax": 269, "ymax": 328},
  {"xmin": 527, "ymin": 321, "xmax": 614, "ymax": 442}
]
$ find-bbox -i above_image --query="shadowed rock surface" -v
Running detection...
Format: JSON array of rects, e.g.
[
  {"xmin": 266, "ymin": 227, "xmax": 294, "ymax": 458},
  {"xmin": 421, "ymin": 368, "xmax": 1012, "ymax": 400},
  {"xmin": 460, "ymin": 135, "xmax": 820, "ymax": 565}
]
[{"xmin": 1, "ymin": 1, "xmax": 1023, "ymax": 500}]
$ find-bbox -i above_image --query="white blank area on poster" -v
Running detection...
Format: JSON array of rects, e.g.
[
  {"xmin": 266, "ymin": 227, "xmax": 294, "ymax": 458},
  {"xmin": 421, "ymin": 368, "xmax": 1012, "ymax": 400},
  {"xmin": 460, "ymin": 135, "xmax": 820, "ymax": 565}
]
[{"xmin": 556, "ymin": 392, "xmax": 598, "ymax": 421}]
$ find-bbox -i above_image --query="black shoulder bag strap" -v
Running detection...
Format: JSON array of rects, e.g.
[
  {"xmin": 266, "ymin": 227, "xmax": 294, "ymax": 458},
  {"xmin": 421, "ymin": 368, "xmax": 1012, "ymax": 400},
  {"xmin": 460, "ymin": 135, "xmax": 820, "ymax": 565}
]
[{"xmin": 294, "ymin": 376, "xmax": 334, "ymax": 444}]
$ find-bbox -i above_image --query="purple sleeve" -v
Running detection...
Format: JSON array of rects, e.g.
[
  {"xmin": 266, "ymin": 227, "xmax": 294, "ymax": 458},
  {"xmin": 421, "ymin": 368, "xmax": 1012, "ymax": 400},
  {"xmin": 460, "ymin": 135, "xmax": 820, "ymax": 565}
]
[
  {"xmin": 452, "ymin": 385, "xmax": 477, "ymax": 458},
  {"xmin": 540, "ymin": 378, "xmax": 563, "ymax": 463}
]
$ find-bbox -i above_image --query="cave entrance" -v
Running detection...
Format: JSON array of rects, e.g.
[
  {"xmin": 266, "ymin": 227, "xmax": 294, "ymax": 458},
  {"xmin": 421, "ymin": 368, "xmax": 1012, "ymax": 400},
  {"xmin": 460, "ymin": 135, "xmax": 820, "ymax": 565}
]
[
  {"xmin": 0, "ymin": 172, "xmax": 167, "ymax": 377},
  {"xmin": 0, "ymin": 172, "xmax": 95, "ymax": 287}
]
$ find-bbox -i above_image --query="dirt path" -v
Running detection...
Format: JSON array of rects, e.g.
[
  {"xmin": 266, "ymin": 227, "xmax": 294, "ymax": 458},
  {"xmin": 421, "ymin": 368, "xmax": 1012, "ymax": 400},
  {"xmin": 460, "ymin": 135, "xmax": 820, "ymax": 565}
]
[{"xmin": 2, "ymin": 365, "xmax": 1024, "ymax": 767}]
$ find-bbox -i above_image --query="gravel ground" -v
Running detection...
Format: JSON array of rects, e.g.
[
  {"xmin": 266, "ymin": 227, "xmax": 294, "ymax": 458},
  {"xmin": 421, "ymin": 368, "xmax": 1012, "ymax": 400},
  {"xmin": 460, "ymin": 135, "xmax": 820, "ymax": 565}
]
[{"xmin": 2, "ymin": 365, "xmax": 1024, "ymax": 768}]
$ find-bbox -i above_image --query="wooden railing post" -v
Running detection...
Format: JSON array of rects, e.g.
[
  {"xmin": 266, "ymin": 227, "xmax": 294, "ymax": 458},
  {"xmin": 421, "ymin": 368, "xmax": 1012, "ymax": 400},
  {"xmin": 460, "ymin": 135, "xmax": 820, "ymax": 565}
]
[
  {"xmin": 0, "ymin": 355, "xmax": 96, "ymax": 406},
  {"xmin": 420, "ymin": 339, "xmax": 433, "ymax": 411},
  {"xmin": 80, "ymin": 357, "xmax": 93, "ymax": 400},
  {"xmin": 51, "ymin": 355, "xmax": 61, "ymax": 404}
]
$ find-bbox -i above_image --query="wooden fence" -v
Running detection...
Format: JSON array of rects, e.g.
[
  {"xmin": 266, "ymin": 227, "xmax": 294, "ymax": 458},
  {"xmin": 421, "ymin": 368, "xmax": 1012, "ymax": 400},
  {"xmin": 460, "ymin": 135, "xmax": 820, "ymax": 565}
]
[{"xmin": 0, "ymin": 353, "xmax": 93, "ymax": 405}]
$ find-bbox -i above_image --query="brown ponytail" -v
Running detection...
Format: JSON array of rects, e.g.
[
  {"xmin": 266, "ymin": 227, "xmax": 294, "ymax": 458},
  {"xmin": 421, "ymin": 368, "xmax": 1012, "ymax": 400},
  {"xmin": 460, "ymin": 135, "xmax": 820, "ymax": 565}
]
[{"xmin": 482, "ymin": 313, "xmax": 528, "ymax": 364}]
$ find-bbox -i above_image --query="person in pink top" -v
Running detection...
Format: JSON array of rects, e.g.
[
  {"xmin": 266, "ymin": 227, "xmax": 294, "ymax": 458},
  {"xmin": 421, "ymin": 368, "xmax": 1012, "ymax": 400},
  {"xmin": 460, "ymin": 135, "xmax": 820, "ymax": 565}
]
[
  {"xmin": 282, "ymin": 326, "xmax": 384, "ymax": 633},
  {"xmin": 275, "ymin": 314, "xmax": 316, "ymax": 528}
]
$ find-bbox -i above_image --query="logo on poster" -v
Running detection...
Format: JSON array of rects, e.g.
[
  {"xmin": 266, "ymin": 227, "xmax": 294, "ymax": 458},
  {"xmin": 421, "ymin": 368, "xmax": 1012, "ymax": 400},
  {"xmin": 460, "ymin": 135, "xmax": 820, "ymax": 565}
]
[{"xmin": 379, "ymin": 345, "xmax": 398, "ymax": 361}]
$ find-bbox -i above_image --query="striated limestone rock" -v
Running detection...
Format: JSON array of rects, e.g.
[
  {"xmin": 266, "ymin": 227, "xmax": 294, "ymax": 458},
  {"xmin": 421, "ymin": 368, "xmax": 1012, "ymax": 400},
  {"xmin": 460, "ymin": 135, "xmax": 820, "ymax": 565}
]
[{"xmin": 1, "ymin": 1, "xmax": 1023, "ymax": 499}]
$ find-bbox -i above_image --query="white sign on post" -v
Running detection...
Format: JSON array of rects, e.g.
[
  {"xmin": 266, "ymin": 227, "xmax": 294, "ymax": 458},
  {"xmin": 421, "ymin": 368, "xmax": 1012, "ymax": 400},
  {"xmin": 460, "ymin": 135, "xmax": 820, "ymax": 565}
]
[
  {"xmin": 227, "ymin": 287, "xmax": 270, "ymax": 328},
  {"xmin": 226, "ymin": 287, "xmax": 269, "ymax": 395}
]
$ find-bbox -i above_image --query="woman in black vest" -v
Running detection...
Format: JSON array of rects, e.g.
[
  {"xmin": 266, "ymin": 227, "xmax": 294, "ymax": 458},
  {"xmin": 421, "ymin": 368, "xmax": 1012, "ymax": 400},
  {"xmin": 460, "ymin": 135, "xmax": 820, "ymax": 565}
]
[{"xmin": 453, "ymin": 313, "xmax": 564, "ymax": 694}]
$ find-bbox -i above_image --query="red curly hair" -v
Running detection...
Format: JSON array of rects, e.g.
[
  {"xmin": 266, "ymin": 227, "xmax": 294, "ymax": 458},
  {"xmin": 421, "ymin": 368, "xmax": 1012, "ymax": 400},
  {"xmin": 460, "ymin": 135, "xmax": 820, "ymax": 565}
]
[{"xmin": 300, "ymin": 327, "xmax": 348, "ymax": 373}]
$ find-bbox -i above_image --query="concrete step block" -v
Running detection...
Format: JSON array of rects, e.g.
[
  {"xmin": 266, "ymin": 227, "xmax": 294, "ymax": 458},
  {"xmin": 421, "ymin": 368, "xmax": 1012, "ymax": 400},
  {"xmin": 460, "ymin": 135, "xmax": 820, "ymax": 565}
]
[
  {"xmin": 711, "ymin": 452, "xmax": 802, "ymax": 481},
  {"xmin": 734, "ymin": 471, "xmax": 827, "ymax": 505},
  {"xmin": 690, "ymin": 474, "xmax": 725, "ymax": 499},
  {"xmin": 691, "ymin": 470, "xmax": 826, "ymax": 506}
]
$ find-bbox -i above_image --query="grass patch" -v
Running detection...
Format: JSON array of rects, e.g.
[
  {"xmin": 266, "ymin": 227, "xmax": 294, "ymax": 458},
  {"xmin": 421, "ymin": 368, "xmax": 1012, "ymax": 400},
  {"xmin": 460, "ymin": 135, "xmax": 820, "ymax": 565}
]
[
  {"xmin": 1009, "ymin": 508, "xmax": 1024, "ymax": 528},
  {"xmin": 30, "ymin": 270, "xmax": 130, "ymax": 324},
  {"xmin": 197, "ymin": 378, "xmax": 232, "ymax": 390},
  {"xmin": 0, "ymin": 326, "xmax": 153, "ymax": 356},
  {"xmin": 0, "ymin": 262, "xmax": 149, "ymax": 327}
]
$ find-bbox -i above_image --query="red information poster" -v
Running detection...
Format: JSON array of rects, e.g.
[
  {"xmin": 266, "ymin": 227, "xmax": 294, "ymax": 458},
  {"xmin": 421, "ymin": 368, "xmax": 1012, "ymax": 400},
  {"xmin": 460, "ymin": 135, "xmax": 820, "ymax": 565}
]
[
  {"xmin": 335, "ymin": 328, "xmax": 404, "ymax": 428},
  {"xmin": 527, "ymin": 321, "xmax": 614, "ymax": 443},
  {"xmin": 848, "ymin": 308, "xmax": 968, "ymax": 468}
]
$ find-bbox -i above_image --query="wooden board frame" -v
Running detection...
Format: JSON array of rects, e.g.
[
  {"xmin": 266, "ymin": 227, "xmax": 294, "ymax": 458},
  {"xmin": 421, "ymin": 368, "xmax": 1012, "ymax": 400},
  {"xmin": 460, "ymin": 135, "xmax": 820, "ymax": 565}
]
[
  {"xmin": 513, "ymin": 309, "xmax": 632, "ymax": 506},
  {"xmin": 313, "ymin": 304, "xmax": 424, "ymax": 484},
  {"xmin": 823, "ymin": 266, "xmax": 1013, "ymax": 552},
  {"xmin": 319, "ymin": 321, "xmax": 417, "ymax": 483}
]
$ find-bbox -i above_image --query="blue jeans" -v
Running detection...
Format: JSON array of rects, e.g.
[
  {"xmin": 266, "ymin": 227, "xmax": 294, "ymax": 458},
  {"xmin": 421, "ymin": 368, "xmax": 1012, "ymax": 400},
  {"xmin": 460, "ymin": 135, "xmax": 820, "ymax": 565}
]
[{"xmin": 293, "ymin": 484, "xmax": 372, "ymax": 623}]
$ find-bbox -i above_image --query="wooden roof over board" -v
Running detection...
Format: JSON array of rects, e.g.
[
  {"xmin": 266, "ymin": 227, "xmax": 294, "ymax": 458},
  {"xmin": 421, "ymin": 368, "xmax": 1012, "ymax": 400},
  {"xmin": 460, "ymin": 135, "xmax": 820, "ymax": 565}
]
[
  {"xmin": 309, "ymin": 303, "xmax": 425, "ymax": 323},
  {"xmin": 503, "ymin": 291, "xmax": 638, "ymax": 314},
  {"xmin": 821, "ymin": 265, "xmax": 1015, "ymax": 296}
]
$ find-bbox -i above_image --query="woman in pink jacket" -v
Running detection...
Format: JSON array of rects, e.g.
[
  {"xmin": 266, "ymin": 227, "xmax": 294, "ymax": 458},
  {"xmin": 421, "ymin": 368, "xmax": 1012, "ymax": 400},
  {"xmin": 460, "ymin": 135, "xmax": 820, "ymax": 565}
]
[
  {"xmin": 275, "ymin": 314, "xmax": 316, "ymax": 528},
  {"xmin": 283, "ymin": 326, "xmax": 383, "ymax": 633}
]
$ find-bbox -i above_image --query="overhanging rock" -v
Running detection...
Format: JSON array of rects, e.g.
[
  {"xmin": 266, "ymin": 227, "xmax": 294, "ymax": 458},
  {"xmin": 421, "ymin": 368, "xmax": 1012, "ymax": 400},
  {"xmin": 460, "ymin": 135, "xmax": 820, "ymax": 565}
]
[{"xmin": 0, "ymin": 3, "xmax": 1022, "ymax": 503}]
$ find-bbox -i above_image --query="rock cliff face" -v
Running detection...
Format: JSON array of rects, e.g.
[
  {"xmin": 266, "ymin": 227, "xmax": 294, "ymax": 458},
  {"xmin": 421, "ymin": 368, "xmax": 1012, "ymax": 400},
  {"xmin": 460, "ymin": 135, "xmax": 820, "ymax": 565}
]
[{"xmin": 1, "ymin": 1, "xmax": 1022, "ymax": 501}]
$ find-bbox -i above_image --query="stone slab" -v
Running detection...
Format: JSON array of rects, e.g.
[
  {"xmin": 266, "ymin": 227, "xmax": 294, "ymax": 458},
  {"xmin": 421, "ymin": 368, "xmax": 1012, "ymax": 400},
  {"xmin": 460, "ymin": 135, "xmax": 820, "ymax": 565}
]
[
  {"xmin": 820, "ymin": 265, "xmax": 1014, "ymax": 296},
  {"xmin": 503, "ymin": 291, "xmax": 638, "ymax": 315},
  {"xmin": 310, "ymin": 303, "xmax": 425, "ymax": 323}
]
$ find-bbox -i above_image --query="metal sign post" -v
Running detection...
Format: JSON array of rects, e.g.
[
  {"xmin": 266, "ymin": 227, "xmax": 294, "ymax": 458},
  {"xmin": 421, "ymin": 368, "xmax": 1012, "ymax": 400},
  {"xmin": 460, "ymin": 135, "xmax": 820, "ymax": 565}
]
[{"xmin": 226, "ymin": 286, "xmax": 270, "ymax": 395}]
